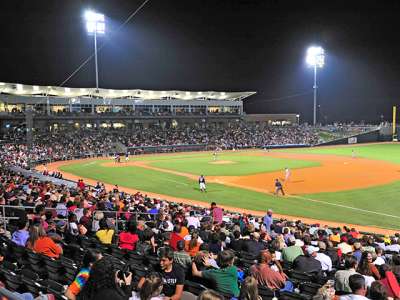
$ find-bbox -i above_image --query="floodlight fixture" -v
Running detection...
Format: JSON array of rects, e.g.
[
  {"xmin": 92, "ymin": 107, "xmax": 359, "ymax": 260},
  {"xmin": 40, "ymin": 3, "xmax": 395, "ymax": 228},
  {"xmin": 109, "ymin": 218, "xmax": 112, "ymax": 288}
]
[
  {"xmin": 85, "ymin": 11, "xmax": 105, "ymax": 34},
  {"xmin": 306, "ymin": 46, "xmax": 325, "ymax": 68},
  {"xmin": 306, "ymin": 45, "xmax": 325, "ymax": 125},
  {"xmin": 84, "ymin": 10, "xmax": 105, "ymax": 89}
]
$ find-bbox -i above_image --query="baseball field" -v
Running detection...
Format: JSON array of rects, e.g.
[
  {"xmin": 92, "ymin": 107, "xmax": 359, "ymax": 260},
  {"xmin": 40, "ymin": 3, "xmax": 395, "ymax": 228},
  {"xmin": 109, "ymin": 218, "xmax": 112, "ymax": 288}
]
[{"xmin": 41, "ymin": 143, "xmax": 400, "ymax": 232}]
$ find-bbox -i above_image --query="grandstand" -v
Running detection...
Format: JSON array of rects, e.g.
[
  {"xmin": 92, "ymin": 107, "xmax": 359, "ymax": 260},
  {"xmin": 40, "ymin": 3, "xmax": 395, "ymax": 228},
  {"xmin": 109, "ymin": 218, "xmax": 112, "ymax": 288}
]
[{"xmin": 0, "ymin": 84, "xmax": 399, "ymax": 300}]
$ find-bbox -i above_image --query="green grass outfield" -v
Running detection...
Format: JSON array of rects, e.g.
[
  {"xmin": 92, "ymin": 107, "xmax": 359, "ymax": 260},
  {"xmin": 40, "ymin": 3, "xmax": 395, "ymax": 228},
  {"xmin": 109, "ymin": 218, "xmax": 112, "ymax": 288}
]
[
  {"xmin": 60, "ymin": 143, "xmax": 400, "ymax": 229},
  {"xmin": 147, "ymin": 154, "xmax": 318, "ymax": 176}
]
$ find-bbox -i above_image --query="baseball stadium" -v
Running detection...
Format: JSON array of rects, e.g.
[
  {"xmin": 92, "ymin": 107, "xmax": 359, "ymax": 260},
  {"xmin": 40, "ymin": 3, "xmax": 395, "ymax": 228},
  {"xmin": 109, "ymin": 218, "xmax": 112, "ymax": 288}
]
[{"xmin": 1, "ymin": 1, "xmax": 400, "ymax": 300}]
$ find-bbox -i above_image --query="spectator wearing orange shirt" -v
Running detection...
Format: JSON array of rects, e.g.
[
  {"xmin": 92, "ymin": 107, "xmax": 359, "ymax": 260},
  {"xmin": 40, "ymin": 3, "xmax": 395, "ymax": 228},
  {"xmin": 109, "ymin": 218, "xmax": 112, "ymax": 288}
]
[
  {"xmin": 185, "ymin": 232, "xmax": 201, "ymax": 257},
  {"xmin": 33, "ymin": 225, "xmax": 63, "ymax": 258},
  {"xmin": 179, "ymin": 220, "xmax": 189, "ymax": 239}
]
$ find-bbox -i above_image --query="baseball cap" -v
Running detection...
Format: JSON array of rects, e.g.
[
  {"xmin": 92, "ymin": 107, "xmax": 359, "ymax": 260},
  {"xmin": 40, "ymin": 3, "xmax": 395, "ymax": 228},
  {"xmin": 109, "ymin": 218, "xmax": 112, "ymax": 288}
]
[{"xmin": 306, "ymin": 246, "xmax": 319, "ymax": 255}]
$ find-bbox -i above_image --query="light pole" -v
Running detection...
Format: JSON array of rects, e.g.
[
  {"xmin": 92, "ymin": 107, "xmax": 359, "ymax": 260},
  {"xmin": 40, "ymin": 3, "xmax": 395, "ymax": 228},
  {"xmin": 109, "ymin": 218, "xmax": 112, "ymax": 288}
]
[
  {"xmin": 306, "ymin": 46, "xmax": 325, "ymax": 126},
  {"xmin": 85, "ymin": 10, "xmax": 105, "ymax": 90}
]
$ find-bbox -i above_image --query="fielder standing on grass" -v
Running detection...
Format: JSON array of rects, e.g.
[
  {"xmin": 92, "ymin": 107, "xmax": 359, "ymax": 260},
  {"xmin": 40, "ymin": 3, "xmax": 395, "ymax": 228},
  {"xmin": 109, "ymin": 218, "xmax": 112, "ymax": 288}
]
[{"xmin": 199, "ymin": 175, "xmax": 206, "ymax": 192}]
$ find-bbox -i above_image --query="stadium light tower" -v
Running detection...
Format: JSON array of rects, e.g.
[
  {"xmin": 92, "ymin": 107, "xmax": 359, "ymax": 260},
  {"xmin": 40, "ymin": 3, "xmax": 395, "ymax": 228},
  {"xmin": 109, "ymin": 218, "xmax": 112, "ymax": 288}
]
[
  {"xmin": 306, "ymin": 46, "xmax": 325, "ymax": 126},
  {"xmin": 84, "ymin": 10, "xmax": 105, "ymax": 90}
]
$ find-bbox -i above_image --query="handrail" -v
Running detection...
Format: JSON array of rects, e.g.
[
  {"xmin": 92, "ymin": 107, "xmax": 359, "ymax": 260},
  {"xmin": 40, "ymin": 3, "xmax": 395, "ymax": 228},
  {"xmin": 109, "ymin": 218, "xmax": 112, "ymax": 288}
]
[{"xmin": 0, "ymin": 205, "xmax": 160, "ymax": 233}]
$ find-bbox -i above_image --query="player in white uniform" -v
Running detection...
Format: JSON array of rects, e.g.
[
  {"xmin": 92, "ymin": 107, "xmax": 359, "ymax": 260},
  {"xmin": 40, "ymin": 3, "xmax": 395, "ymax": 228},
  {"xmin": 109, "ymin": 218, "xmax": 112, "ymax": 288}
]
[
  {"xmin": 199, "ymin": 175, "xmax": 206, "ymax": 192},
  {"xmin": 284, "ymin": 167, "xmax": 291, "ymax": 182},
  {"xmin": 125, "ymin": 152, "xmax": 129, "ymax": 162},
  {"xmin": 213, "ymin": 151, "xmax": 217, "ymax": 161},
  {"xmin": 352, "ymin": 149, "xmax": 356, "ymax": 159}
]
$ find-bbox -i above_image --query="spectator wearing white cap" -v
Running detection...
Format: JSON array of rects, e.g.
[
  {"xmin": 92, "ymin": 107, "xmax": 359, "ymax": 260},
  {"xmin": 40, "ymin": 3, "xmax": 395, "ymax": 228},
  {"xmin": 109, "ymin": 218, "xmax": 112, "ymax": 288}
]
[{"xmin": 292, "ymin": 246, "xmax": 322, "ymax": 276}]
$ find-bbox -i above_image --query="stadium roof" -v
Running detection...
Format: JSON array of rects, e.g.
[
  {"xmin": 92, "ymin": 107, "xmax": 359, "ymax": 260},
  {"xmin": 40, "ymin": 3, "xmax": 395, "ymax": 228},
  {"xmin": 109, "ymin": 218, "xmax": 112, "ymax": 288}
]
[{"xmin": 0, "ymin": 82, "xmax": 256, "ymax": 101}]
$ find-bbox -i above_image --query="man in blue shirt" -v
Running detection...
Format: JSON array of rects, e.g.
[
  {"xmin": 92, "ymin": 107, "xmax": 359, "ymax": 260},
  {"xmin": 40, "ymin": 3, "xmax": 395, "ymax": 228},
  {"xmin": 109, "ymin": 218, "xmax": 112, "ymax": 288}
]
[
  {"xmin": 263, "ymin": 209, "xmax": 273, "ymax": 234},
  {"xmin": 148, "ymin": 205, "xmax": 159, "ymax": 214}
]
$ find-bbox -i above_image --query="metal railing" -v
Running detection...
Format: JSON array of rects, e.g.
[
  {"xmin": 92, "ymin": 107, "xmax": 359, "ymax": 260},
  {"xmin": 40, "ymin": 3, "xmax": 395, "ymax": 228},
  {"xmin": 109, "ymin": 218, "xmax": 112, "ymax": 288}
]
[{"xmin": 0, "ymin": 205, "xmax": 159, "ymax": 233}]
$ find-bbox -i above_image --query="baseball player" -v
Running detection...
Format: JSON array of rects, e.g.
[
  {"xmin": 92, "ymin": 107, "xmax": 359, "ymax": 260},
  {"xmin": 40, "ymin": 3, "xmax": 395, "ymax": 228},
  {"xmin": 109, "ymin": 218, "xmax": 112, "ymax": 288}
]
[
  {"xmin": 284, "ymin": 167, "xmax": 291, "ymax": 182},
  {"xmin": 199, "ymin": 175, "xmax": 206, "ymax": 192},
  {"xmin": 351, "ymin": 149, "xmax": 356, "ymax": 159},
  {"xmin": 125, "ymin": 152, "xmax": 129, "ymax": 162},
  {"xmin": 274, "ymin": 179, "xmax": 285, "ymax": 196},
  {"xmin": 213, "ymin": 151, "xmax": 217, "ymax": 161}
]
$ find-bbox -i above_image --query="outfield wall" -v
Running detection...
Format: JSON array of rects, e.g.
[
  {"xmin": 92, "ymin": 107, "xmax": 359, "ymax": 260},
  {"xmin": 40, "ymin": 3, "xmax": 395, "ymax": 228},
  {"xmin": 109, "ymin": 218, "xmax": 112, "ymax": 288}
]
[{"xmin": 317, "ymin": 130, "xmax": 381, "ymax": 146}]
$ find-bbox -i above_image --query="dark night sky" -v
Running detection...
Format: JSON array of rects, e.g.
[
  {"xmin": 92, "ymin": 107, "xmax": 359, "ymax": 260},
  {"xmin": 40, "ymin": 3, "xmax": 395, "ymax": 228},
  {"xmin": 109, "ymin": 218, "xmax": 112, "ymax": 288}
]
[{"xmin": 1, "ymin": 0, "xmax": 400, "ymax": 123}]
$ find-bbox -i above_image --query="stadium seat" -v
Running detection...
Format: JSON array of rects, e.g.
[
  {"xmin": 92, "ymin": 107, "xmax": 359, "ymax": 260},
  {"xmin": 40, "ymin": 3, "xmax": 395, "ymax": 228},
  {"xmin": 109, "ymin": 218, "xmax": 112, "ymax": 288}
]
[
  {"xmin": 299, "ymin": 282, "xmax": 322, "ymax": 297},
  {"xmin": 46, "ymin": 279, "xmax": 68, "ymax": 300},
  {"xmin": 279, "ymin": 291, "xmax": 311, "ymax": 300},
  {"xmin": 128, "ymin": 251, "xmax": 144, "ymax": 264},
  {"xmin": 26, "ymin": 250, "xmax": 47, "ymax": 277},
  {"xmin": 60, "ymin": 256, "xmax": 78, "ymax": 284},
  {"xmin": 110, "ymin": 245, "xmax": 126, "ymax": 260},
  {"xmin": 145, "ymin": 255, "xmax": 160, "ymax": 270},
  {"xmin": 183, "ymin": 280, "xmax": 207, "ymax": 295},
  {"xmin": 20, "ymin": 268, "xmax": 45, "ymax": 295},
  {"xmin": 258, "ymin": 285, "xmax": 277, "ymax": 300},
  {"xmin": 42, "ymin": 256, "xmax": 64, "ymax": 282},
  {"xmin": 9, "ymin": 243, "xmax": 28, "ymax": 267},
  {"xmin": 288, "ymin": 270, "xmax": 314, "ymax": 284},
  {"xmin": 2, "ymin": 271, "xmax": 21, "ymax": 292}
]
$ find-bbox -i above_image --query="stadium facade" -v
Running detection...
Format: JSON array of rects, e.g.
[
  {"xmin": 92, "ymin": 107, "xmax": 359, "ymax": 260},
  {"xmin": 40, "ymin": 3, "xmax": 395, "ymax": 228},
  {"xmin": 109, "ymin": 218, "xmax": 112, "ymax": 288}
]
[{"xmin": 0, "ymin": 82, "xmax": 256, "ymax": 132}]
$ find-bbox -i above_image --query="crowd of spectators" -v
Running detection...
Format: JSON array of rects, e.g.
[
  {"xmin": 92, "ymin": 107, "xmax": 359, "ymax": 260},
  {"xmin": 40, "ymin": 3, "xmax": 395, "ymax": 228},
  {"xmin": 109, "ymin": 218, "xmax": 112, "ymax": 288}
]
[
  {"xmin": 0, "ymin": 124, "xmax": 321, "ymax": 169},
  {"xmin": 0, "ymin": 168, "xmax": 399, "ymax": 300}
]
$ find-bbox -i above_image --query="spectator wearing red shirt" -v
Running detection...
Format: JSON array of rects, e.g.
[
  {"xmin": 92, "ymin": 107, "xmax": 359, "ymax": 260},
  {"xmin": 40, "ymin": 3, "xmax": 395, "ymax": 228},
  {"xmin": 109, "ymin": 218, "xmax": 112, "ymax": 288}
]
[
  {"xmin": 169, "ymin": 225, "xmax": 184, "ymax": 251},
  {"xmin": 77, "ymin": 179, "xmax": 85, "ymax": 191},
  {"xmin": 211, "ymin": 202, "xmax": 223, "ymax": 224},
  {"xmin": 119, "ymin": 221, "xmax": 139, "ymax": 251}
]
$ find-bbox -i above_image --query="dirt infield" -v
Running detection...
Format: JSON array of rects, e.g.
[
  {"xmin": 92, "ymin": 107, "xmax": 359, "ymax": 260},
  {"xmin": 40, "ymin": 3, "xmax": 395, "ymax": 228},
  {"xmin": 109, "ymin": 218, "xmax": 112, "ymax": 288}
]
[
  {"xmin": 37, "ymin": 152, "xmax": 400, "ymax": 235},
  {"xmin": 212, "ymin": 152, "xmax": 400, "ymax": 194}
]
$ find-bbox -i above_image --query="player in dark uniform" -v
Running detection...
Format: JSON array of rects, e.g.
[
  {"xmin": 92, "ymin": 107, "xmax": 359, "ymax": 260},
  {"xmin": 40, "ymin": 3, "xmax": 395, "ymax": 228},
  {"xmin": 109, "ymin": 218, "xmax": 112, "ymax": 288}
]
[
  {"xmin": 274, "ymin": 178, "xmax": 285, "ymax": 196},
  {"xmin": 199, "ymin": 175, "xmax": 206, "ymax": 192},
  {"xmin": 125, "ymin": 152, "xmax": 129, "ymax": 162}
]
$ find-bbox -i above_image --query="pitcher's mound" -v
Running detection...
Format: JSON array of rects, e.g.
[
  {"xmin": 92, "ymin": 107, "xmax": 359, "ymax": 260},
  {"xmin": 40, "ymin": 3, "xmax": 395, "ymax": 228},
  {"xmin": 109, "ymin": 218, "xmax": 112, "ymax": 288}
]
[{"xmin": 210, "ymin": 160, "xmax": 235, "ymax": 165}]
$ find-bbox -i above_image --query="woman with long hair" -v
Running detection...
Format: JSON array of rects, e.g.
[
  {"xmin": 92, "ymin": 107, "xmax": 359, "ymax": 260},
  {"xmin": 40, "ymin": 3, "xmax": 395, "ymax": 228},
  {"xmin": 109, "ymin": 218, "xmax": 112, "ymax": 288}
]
[
  {"xmin": 65, "ymin": 249, "xmax": 102, "ymax": 300},
  {"xmin": 33, "ymin": 224, "xmax": 63, "ymax": 258},
  {"xmin": 185, "ymin": 231, "xmax": 201, "ymax": 257},
  {"xmin": 79, "ymin": 256, "xmax": 132, "ymax": 300},
  {"xmin": 357, "ymin": 252, "xmax": 381, "ymax": 280},
  {"xmin": 26, "ymin": 225, "xmax": 39, "ymax": 249},
  {"xmin": 239, "ymin": 276, "xmax": 261, "ymax": 300}
]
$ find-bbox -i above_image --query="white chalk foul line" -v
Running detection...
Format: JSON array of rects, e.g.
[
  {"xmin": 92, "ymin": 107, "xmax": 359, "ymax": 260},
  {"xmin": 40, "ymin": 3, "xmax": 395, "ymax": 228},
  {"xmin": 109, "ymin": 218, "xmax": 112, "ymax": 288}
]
[{"xmin": 289, "ymin": 194, "xmax": 400, "ymax": 220}]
